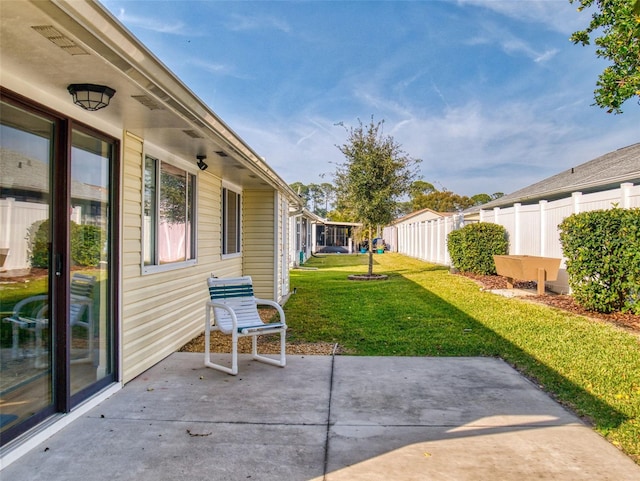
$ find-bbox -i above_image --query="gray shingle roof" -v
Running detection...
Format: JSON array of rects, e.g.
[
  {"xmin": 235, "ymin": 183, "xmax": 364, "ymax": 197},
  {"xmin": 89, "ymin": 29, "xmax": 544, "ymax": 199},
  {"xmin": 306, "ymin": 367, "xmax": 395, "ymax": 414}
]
[
  {"xmin": 467, "ymin": 142, "xmax": 640, "ymax": 211},
  {"xmin": 1, "ymin": 148, "xmax": 106, "ymax": 202}
]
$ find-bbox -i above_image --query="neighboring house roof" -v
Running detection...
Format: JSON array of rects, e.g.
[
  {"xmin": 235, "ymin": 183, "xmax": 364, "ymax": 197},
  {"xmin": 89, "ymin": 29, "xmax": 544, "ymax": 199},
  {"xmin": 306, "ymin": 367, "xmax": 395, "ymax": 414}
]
[
  {"xmin": 289, "ymin": 207, "xmax": 325, "ymax": 223},
  {"xmin": 0, "ymin": 149, "xmax": 48, "ymax": 194},
  {"xmin": 466, "ymin": 142, "xmax": 640, "ymax": 212},
  {"xmin": 392, "ymin": 207, "xmax": 446, "ymax": 225},
  {"xmin": 315, "ymin": 220, "xmax": 362, "ymax": 227},
  {"xmin": 1, "ymin": 148, "xmax": 106, "ymax": 203}
]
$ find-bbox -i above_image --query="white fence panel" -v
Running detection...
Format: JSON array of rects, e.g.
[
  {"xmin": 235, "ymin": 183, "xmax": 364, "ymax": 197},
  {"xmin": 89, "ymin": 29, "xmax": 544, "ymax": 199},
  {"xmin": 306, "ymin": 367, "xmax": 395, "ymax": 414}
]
[
  {"xmin": 0, "ymin": 198, "xmax": 48, "ymax": 271},
  {"xmin": 393, "ymin": 182, "xmax": 638, "ymax": 292},
  {"xmin": 517, "ymin": 204, "xmax": 540, "ymax": 255}
]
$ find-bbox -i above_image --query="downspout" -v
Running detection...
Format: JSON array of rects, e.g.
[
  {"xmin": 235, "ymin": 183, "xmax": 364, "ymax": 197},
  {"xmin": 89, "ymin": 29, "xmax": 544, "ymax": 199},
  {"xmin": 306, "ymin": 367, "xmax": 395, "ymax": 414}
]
[{"xmin": 273, "ymin": 192, "xmax": 279, "ymax": 301}]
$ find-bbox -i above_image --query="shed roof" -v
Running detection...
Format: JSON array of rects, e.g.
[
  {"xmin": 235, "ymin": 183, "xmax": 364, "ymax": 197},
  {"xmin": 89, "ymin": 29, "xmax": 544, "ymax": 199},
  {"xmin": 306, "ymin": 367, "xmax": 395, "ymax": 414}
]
[{"xmin": 392, "ymin": 207, "xmax": 446, "ymax": 225}]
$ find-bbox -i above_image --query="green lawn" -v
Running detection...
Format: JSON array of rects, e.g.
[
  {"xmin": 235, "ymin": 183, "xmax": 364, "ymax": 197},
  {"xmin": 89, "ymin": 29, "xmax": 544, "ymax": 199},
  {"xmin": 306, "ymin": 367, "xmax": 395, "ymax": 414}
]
[{"xmin": 285, "ymin": 253, "xmax": 640, "ymax": 464}]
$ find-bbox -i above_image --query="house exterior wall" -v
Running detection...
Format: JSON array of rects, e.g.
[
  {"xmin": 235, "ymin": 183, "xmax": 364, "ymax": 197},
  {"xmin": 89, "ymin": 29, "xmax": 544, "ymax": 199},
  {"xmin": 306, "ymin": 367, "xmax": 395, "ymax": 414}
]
[
  {"xmin": 243, "ymin": 190, "xmax": 276, "ymax": 300},
  {"xmin": 0, "ymin": 0, "xmax": 301, "ymax": 456},
  {"xmin": 121, "ymin": 133, "xmax": 242, "ymax": 383}
]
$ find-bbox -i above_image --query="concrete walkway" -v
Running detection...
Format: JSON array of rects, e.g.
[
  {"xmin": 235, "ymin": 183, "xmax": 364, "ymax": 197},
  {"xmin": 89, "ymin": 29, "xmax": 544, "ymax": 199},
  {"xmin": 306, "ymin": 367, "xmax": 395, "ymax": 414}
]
[{"xmin": 3, "ymin": 353, "xmax": 639, "ymax": 480}]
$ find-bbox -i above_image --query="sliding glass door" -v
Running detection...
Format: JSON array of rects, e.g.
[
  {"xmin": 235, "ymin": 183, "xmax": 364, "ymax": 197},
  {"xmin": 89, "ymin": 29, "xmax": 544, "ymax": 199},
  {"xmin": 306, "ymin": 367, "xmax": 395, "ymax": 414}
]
[
  {"xmin": 0, "ymin": 93, "xmax": 118, "ymax": 443},
  {"xmin": 0, "ymin": 101, "xmax": 55, "ymax": 434}
]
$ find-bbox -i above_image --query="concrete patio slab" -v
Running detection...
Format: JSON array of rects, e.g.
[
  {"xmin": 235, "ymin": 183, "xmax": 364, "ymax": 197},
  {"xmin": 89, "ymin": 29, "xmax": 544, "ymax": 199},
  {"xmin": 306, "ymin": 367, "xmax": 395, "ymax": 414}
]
[{"xmin": 2, "ymin": 353, "xmax": 639, "ymax": 481}]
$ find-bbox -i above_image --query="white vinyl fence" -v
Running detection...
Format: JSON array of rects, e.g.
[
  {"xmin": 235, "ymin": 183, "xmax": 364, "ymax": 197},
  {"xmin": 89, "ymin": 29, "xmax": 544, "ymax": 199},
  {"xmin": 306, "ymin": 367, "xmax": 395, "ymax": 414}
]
[
  {"xmin": 0, "ymin": 198, "xmax": 48, "ymax": 272},
  {"xmin": 394, "ymin": 182, "xmax": 640, "ymax": 293}
]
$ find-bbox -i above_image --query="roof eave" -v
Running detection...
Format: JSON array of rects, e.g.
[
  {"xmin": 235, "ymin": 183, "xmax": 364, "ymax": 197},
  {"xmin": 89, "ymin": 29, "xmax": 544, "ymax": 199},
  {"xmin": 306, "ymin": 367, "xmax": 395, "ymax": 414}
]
[{"xmin": 43, "ymin": 0, "xmax": 299, "ymax": 201}]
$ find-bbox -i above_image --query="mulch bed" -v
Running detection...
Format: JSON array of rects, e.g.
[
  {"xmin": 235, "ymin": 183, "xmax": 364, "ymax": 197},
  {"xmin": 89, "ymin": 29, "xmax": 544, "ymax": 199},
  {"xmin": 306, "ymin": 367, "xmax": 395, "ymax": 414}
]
[
  {"xmin": 460, "ymin": 272, "xmax": 640, "ymax": 335},
  {"xmin": 179, "ymin": 308, "xmax": 342, "ymax": 355}
]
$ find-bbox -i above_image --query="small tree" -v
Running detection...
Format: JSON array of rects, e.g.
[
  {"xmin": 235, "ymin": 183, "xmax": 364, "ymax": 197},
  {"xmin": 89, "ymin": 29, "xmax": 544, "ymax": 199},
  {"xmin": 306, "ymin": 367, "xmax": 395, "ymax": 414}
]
[{"xmin": 335, "ymin": 117, "xmax": 420, "ymax": 275}]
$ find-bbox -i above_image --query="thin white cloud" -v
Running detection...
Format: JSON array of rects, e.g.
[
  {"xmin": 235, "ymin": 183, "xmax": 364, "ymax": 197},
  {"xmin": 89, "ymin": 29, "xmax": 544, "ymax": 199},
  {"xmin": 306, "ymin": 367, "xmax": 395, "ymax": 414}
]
[
  {"xmin": 467, "ymin": 21, "xmax": 559, "ymax": 63},
  {"xmin": 295, "ymin": 130, "xmax": 317, "ymax": 146},
  {"xmin": 188, "ymin": 58, "xmax": 251, "ymax": 80},
  {"xmin": 114, "ymin": 8, "xmax": 189, "ymax": 35},
  {"xmin": 456, "ymin": 0, "xmax": 586, "ymax": 35},
  {"xmin": 352, "ymin": 85, "xmax": 414, "ymax": 119},
  {"xmin": 534, "ymin": 48, "xmax": 559, "ymax": 63},
  {"xmin": 226, "ymin": 13, "xmax": 291, "ymax": 33}
]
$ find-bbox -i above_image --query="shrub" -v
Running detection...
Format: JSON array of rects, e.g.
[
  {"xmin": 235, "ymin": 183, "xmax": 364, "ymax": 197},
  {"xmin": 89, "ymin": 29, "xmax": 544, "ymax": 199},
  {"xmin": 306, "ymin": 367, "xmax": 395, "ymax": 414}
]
[
  {"xmin": 27, "ymin": 219, "xmax": 50, "ymax": 268},
  {"xmin": 448, "ymin": 222, "xmax": 509, "ymax": 275},
  {"xmin": 28, "ymin": 220, "xmax": 104, "ymax": 268},
  {"xmin": 559, "ymin": 208, "xmax": 639, "ymax": 314},
  {"xmin": 71, "ymin": 224, "xmax": 104, "ymax": 267}
]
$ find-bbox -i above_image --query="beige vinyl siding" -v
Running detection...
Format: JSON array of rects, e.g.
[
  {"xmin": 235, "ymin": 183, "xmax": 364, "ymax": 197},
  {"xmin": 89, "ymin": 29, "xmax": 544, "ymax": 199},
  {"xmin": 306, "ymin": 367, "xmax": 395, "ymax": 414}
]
[
  {"xmin": 243, "ymin": 190, "xmax": 275, "ymax": 299},
  {"xmin": 120, "ymin": 132, "xmax": 241, "ymax": 383}
]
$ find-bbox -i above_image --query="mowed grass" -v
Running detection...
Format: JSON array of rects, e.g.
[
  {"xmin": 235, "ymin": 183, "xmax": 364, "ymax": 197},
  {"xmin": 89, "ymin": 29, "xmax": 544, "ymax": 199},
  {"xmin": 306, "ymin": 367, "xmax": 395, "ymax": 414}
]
[{"xmin": 285, "ymin": 253, "xmax": 640, "ymax": 464}]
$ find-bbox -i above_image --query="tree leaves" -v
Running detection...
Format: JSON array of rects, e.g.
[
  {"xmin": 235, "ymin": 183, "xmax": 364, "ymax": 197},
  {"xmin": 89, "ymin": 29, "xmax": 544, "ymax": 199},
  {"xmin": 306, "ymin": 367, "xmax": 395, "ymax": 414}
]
[
  {"xmin": 334, "ymin": 117, "xmax": 420, "ymax": 229},
  {"xmin": 569, "ymin": 0, "xmax": 640, "ymax": 113}
]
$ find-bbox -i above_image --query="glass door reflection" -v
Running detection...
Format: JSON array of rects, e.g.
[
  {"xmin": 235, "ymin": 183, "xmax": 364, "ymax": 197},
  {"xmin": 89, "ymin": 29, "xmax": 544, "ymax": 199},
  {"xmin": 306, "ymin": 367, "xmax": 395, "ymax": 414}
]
[
  {"xmin": 0, "ymin": 102, "xmax": 54, "ymax": 434},
  {"xmin": 69, "ymin": 129, "xmax": 113, "ymax": 397}
]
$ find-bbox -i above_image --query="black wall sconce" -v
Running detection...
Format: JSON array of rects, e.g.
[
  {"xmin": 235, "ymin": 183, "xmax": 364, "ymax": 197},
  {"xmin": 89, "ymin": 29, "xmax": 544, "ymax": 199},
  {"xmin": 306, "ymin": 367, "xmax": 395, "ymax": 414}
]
[
  {"xmin": 67, "ymin": 84, "xmax": 116, "ymax": 111},
  {"xmin": 196, "ymin": 154, "xmax": 208, "ymax": 171}
]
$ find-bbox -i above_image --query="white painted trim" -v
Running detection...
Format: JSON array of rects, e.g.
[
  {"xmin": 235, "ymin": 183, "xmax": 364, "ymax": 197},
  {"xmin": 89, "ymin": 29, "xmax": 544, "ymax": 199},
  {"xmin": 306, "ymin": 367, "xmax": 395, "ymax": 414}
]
[
  {"xmin": 273, "ymin": 192, "xmax": 280, "ymax": 300},
  {"xmin": 144, "ymin": 143, "xmax": 199, "ymax": 175}
]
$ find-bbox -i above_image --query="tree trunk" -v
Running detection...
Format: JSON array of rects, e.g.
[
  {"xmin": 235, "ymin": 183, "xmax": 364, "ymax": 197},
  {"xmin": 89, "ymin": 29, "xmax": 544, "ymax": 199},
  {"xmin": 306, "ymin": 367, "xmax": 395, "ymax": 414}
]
[{"xmin": 368, "ymin": 226, "xmax": 374, "ymax": 275}]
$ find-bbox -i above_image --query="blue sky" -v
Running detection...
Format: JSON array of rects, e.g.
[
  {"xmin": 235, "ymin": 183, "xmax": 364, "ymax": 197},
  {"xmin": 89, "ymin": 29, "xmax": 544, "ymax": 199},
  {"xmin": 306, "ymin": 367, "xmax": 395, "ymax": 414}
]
[{"xmin": 102, "ymin": 0, "xmax": 640, "ymax": 197}]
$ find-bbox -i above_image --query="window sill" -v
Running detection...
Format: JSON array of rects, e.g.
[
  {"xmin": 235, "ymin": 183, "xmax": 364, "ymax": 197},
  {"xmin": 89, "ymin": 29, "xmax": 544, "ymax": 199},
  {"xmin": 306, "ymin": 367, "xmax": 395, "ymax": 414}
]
[{"xmin": 142, "ymin": 259, "xmax": 197, "ymax": 275}]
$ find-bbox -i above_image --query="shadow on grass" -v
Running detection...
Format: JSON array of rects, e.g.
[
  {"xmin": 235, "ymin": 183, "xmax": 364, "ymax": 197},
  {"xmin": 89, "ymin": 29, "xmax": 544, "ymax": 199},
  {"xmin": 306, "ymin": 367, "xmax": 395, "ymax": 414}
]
[{"xmin": 289, "ymin": 255, "xmax": 634, "ymax": 458}]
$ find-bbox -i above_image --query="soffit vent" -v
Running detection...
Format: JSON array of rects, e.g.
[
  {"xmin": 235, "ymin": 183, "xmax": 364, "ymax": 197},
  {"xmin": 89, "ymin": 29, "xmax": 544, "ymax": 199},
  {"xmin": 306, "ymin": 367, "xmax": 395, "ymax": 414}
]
[
  {"xmin": 182, "ymin": 129, "xmax": 204, "ymax": 139},
  {"xmin": 215, "ymin": 151, "xmax": 229, "ymax": 157},
  {"xmin": 32, "ymin": 25, "xmax": 88, "ymax": 56},
  {"xmin": 131, "ymin": 95, "xmax": 164, "ymax": 111}
]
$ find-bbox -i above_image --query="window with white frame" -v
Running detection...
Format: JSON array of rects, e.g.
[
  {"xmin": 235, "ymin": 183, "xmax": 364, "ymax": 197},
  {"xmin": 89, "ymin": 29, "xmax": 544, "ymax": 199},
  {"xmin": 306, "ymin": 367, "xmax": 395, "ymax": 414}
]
[
  {"xmin": 143, "ymin": 155, "xmax": 196, "ymax": 271},
  {"xmin": 222, "ymin": 187, "xmax": 241, "ymax": 255}
]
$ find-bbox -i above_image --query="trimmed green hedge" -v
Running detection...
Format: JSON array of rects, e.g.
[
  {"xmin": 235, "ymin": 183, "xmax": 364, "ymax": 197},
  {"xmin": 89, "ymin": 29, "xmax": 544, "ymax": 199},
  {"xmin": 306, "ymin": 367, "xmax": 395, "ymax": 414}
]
[
  {"xmin": 559, "ymin": 208, "xmax": 639, "ymax": 314},
  {"xmin": 28, "ymin": 219, "xmax": 50, "ymax": 268},
  {"xmin": 29, "ymin": 220, "xmax": 104, "ymax": 268},
  {"xmin": 71, "ymin": 224, "xmax": 104, "ymax": 267},
  {"xmin": 448, "ymin": 222, "xmax": 509, "ymax": 275}
]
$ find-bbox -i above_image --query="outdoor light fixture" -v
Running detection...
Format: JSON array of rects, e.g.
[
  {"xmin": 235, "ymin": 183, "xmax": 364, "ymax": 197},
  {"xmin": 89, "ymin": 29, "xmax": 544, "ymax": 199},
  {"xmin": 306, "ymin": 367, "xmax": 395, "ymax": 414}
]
[
  {"xmin": 196, "ymin": 155, "xmax": 208, "ymax": 171},
  {"xmin": 67, "ymin": 84, "xmax": 116, "ymax": 111}
]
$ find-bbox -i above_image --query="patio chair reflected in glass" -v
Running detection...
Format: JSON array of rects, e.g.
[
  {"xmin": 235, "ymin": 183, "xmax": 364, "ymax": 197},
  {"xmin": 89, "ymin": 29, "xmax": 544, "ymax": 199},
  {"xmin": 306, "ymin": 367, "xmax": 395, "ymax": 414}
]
[
  {"xmin": 205, "ymin": 276, "xmax": 286, "ymax": 375},
  {"xmin": 4, "ymin": 294, "xmax": 49, "ymax": 368},
  {"xmin": 4, "ymin": 273, "xmax": 96, "ymax": 367}
]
